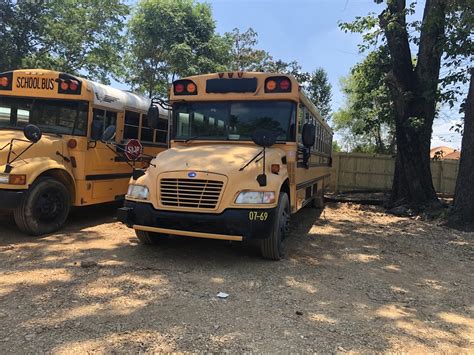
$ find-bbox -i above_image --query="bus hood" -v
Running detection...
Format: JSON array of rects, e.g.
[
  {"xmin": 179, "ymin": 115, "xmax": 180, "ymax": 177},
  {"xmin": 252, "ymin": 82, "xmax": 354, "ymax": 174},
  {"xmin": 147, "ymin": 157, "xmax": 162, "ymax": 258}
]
[
  {"xmin": 152, "ymin": 144, "xmax": 285, "ymax": 175},
  {"xmin": 0, "ymin": 129, "xmax": 64, "ymax": 172}
]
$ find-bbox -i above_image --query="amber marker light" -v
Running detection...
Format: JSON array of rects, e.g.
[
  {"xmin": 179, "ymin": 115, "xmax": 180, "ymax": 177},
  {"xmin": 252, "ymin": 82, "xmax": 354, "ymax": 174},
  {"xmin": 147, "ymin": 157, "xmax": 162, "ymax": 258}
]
[
  {"xmin": 271, "ymin": 164, "xmax": 280, "ymax": 174},
  {"xmin": 266, "ymin": 80, "xmax": 277, "ymax": 91},
  {"xmin": 186, "ymin": 82, "xmax": 196, "ymax": 93},
  {"xmin": 9, "ymin": 174, "xmax": 26, "ymax": 185}
]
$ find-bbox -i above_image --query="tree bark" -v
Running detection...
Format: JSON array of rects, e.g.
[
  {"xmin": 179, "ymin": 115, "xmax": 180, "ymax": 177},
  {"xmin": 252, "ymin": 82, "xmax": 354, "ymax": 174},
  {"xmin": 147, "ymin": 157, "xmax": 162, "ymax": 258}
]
[
  {"xmin": 380, "ymin": 0, "xmax": 446, "ymax": 209},
  {"xmin": 448, "ymin": 69, "xmax": 474, "ymax": 229}
]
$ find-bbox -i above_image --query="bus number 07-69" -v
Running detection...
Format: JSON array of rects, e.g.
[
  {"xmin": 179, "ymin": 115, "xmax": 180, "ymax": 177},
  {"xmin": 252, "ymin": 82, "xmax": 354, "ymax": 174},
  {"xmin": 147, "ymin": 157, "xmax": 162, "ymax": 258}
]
[{"xmin": 248, "ymin": 211, "xmax": 268, "ymax": 221}]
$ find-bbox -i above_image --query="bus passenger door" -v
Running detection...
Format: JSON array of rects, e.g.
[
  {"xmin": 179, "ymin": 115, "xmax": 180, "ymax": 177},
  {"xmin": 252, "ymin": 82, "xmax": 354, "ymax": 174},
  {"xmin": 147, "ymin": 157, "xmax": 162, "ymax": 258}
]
[{"xmin": 82, "ymin": 108, "xmax": 131, "ymax": 204}]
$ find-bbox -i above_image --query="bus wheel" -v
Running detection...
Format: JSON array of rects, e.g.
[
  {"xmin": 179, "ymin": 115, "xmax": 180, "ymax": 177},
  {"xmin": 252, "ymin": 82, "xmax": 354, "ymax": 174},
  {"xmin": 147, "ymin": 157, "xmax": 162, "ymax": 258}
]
[
  {"xmin": 135, "ymin": 230, "xmax": 164, "ymax": 244},
  {"xmin": 14, "ymin": 177, "xmax": 70, "ymax": 236},
  {"xmin": 261, "ymin": 192, "xmax": 290, "ymax": 260}
]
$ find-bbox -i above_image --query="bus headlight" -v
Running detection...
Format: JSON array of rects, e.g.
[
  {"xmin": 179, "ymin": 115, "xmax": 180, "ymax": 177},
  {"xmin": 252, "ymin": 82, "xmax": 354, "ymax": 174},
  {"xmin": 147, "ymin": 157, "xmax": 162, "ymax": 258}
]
[
  {"xmin": 235, "ymin": 191, "xmax": 276, "ymax": 204},
  {"xmin": 0, "ymin": 173, "xmax": 26, "ymax": 185},
  {"xmin": 127, "ymin": 185, "xmax": 149, "ymax": 200},
  {"xmin": 0, "ymin": 174, "xmax": 9, "ymax": 184}
]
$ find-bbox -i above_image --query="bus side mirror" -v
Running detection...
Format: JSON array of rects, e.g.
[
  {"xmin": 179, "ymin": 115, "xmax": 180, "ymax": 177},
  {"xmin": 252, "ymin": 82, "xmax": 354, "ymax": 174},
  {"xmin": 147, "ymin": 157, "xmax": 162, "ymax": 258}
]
[
  {"xmin": 147, "ymin": 105, "xmax": 159, "ymax": 129},
  {"xmin": 91, "ymin": 120, "xmax": 103, "ymax": 141},
  {"xmin": 102, "ymin": 125, "xmax": 116, "ymax": 142},
  {"xmin": 302, "ymin": 123, "xmax": 315, "ymax": 148},
  {"xmin": 251, "ymin": 129, "xmax": 277, "ymax": 147},
  {"xmin": 23, "ymin": 124, "xmax": 42, "ymax": 143}
]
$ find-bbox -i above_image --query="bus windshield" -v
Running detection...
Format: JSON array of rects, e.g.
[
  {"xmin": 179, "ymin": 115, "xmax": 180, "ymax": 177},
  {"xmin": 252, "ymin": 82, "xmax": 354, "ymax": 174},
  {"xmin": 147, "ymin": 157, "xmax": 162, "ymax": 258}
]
[
  {"xmin": 0, "ymin": 96, "xmax": 89, "ymax": 136},
  {"xmin": 173, "ymin": 100, "xmax": 296, "ymax": 141}
]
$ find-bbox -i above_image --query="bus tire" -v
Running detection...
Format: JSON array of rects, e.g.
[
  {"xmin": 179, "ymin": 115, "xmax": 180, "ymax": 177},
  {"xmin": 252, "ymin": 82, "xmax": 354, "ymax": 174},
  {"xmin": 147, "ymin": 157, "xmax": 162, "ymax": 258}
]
[
  {"xmin": 14, "ymin": 177, "xmax": 70, "ymax": 236},
  {"xmin": 261, "ymin": 192, "xmax": 290, "ymax": 260},
  {"xmin": 135, "ymin": 230, "xmax": 163, "ymax": 244}
]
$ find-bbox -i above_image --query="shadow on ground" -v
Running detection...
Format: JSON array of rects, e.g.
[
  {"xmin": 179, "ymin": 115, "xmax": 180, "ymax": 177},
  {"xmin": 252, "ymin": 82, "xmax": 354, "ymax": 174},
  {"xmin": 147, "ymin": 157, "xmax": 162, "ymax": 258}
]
[{"xmin": 0, "ymin": 202, "xmax": 472, "ymax": 352}]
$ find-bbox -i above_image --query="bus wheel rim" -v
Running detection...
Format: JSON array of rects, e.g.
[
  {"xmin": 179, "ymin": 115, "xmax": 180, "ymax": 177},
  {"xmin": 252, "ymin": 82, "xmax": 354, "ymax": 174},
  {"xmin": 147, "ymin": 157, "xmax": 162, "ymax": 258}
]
[{"xmin": 34, "ymin": 189, "xmax": 65, "ymax": 222}]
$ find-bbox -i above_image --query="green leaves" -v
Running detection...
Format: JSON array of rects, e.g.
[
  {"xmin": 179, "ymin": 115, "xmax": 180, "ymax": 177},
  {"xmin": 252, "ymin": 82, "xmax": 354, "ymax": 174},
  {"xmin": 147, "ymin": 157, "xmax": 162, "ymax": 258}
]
[
  {"xmin": 333, "ymin": 47, "xmax": 395, "ymax": 154},
  {"xmin": 0, "ymin": 0, "xmax": 129, "ymax": 83},
  {"xmin": 306, "ymin": 68, "xmax": 332, "ymax": 118},
  {"xmin": 125, "ymin": 0, "xmax": 230, "ymax": 97}
]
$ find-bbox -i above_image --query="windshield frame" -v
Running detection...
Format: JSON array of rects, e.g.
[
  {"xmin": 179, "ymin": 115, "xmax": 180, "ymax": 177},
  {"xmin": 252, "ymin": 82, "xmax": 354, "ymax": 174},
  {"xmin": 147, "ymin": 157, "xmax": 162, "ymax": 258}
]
[
  {"xmin": 0, "ymin": 95, "xmax": 90, "ymax": 137},
  {"xmin": 171, "ymin": 100, "xmax": 297, "ymax": 143}
]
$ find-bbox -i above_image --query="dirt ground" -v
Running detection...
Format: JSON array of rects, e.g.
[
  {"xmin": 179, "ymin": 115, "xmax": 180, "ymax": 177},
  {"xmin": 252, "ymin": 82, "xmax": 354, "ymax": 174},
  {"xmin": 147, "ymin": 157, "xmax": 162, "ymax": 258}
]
[{"xmin": 0, "ymin": 202, "xmax": 472, "ymax": 353}]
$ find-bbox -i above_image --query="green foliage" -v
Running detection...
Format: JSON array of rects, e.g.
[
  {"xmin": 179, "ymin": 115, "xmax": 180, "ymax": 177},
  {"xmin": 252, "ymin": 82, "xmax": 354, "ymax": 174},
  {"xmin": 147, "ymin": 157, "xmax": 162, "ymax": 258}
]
[
  {"xmin": 126, "ymin": 0, "xmax": 230, "ymax": 97},
  {"xmin": 0, "ymin": 0, "xmax": 47, "ymax": 72},
  {"xmin": 224, "ymin": 28, "xmax": 271, "ymax": 72},
  {"xmin": 441, "ymin": 0, "xmax": 473, "ymax": 108},
  {"xmin": 223, "ymin": 27, "xmax": 332, "ymax": 116},
  {"xmin": 306, "ymin": 68, "xmax": 332, "ymax": 118},
  {"xmin": 332, "ymin": 140, "xmax": 342, "ymax": 152},
  {"xmin": 333, "ymin": 48, "xmax": 395, "ymax": 154},
  {"xmin": 0, "ymin": 0, "xmax": 129, "ymax": 83}
]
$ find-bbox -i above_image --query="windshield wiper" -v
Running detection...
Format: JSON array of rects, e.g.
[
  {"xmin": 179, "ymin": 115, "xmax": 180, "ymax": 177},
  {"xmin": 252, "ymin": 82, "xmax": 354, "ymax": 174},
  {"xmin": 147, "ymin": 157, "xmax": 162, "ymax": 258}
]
[
  {"xmin": 0, "ymin": 126, "xmax": 22, "ymax": 131},
  {"xmin": 183, "ymin": 135, "xmax": 206, "ymax": 143}
]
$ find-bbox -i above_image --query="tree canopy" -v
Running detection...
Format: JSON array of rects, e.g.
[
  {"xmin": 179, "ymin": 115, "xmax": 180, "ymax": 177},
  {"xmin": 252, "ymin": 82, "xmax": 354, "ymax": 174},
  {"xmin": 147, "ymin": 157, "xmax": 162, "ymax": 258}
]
[
  {"xmin": 0, "ymin": 0, "xmax": 129, "ymax": 83},
  {"xmin": 125, "ymin": 0, "xmax": 230, "ymax": 97},
  {"xmin": 333, "ymin": 48, "xmax": 395, "ymax": 154}
]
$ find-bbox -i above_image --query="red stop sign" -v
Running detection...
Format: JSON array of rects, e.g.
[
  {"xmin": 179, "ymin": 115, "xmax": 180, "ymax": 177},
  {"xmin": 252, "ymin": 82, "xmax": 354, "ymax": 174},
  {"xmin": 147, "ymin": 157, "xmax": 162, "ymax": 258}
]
[{"xmin": 124, "ymin": 139, "xmax": 142, "ymax": 161}]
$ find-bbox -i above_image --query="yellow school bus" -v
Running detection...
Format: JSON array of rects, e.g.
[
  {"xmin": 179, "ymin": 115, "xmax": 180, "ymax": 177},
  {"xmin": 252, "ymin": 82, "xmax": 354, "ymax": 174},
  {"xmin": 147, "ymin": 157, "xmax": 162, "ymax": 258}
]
[
  {"xmin": 0, "ymin": 69, "xmax": 169, "ymax": 235},
  {"xmin": 118, "ymin": 72, "xmax": 332, "ymax": 259}
]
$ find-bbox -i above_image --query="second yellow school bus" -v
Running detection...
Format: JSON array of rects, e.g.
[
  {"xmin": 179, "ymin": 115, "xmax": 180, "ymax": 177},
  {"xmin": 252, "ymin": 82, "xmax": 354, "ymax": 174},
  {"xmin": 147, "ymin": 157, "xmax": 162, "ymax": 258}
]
[
  {"xmin": 0, "ymin": 69, "xmax": 169, "ymax": 235},
  {"xmin": 118, "ymin": 72, "xmax": 333, "ymax": 259}
]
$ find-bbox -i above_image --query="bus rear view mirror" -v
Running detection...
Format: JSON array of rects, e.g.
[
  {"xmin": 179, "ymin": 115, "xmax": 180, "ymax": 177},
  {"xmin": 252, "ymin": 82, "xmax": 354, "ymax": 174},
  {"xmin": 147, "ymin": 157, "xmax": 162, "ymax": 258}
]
[
  {"xmin": 251, "ymin": 129, "xmax": 277, "ymax": 147},
  {"xmin": 23, "ymin": 124, "xmax": 42, "ymax": 143},
  {"xmin": 147, "ymin": 105, "xmax": 159, "ymax": 129},
  {"xmin": 102, "ymin": 125, "xmax": 116, "ymax": 142},
  {"xmin": 302, "ymin": 123, "xmax": 316, "ymax": 148}
]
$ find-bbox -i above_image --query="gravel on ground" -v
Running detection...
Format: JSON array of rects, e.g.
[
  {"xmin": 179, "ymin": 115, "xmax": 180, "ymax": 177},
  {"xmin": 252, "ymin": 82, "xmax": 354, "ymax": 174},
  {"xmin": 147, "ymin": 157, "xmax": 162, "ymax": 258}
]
[{"xmin": 0, "ymin": 202, "xmax": 472, "ymax": 353}]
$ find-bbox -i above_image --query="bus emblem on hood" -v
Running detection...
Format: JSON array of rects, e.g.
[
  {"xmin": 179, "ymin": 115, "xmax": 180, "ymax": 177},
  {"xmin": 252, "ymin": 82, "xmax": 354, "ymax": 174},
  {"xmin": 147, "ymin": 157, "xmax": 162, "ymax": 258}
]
[{"xmin": 188, "ymin": 172, "xmax": 197, "ymax": 178}]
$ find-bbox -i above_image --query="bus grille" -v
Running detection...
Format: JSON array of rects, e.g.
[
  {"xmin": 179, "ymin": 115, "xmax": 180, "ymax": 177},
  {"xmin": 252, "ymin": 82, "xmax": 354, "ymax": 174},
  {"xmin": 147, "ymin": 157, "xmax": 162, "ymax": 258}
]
[{"xmin": 160, "ymin": 178, "xmax": 224, "ymax": 209}]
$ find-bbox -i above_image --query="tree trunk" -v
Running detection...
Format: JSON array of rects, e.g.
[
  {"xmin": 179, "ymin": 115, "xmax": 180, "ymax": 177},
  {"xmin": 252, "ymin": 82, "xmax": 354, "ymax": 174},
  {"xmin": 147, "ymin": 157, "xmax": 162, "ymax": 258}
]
[
  {"xmin": 448, "ymin": 70, "xmax": 474, "ymax": 229},
  {"xmin": 390, "ymin": 107, "xmax": 438, "ymax": 208},
  {"xmin": 380, "ymin": 0, "xmax": 446, "ymax": 209}
]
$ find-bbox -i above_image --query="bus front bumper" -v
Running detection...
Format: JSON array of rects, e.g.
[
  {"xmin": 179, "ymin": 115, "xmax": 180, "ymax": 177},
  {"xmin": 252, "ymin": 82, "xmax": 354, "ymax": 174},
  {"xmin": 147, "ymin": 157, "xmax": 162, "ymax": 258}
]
[
  {"xmin": 117, "ymin": 201, "xmax": 277, "ymax": 241},
  {"xmin": 0, "ymin": 189, "xmax": 25, "ymax": 210}
]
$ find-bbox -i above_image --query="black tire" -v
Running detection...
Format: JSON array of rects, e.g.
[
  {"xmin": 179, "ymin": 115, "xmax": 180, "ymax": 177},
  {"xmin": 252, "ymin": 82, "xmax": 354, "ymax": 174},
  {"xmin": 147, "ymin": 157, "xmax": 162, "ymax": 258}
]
[
  {"xmin": 261, "ymin": 192, "xmax": 290, "ymax": 260},
  {"xmin": 135, "ymin": 230, "xmax": 165, "ymax": 245},
  {"xmin": 14, "ymin": 177, "xmax": 71, "ymax": 236}
]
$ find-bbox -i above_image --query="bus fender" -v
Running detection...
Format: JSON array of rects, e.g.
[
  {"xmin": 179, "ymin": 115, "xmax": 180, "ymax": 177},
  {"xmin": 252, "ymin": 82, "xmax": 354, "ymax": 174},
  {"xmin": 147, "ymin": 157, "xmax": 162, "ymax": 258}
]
[{"xmin": 23, "ymin": 160, "xmax": 76, "ymax": 201}]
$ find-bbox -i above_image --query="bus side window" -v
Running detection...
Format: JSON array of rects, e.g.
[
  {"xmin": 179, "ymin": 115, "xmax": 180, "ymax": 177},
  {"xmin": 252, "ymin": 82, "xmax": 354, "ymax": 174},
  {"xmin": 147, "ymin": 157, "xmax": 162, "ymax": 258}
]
[
  {"xmin": 154, "ymin": 116, "xmax": 168, "ymax": 144},
  {"xmin": 105, "ymin": 111, "xmax": 117, "ymax": 128},
  {"xmin": 140, "ymin": 114, "xmax": 154, "ymax": 142},
  {"xmin": 124, "ymin": 110, "xmax": 140, "ymax": 139},
  {"xmin": 91, "ymin": 108, "xmax": 105, "ymax": 139}
]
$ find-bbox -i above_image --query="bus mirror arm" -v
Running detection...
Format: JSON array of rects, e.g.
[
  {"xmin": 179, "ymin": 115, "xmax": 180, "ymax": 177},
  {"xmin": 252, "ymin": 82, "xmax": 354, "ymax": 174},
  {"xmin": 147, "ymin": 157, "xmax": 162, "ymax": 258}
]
[
  {"xmin": 1, "ymin": 124, "xmax": 42, "ymax": 173},
  {"xmin": 239, "ymin": 149, "xmax": 264, "ymax": 172},
  {"xmin": 151, "ymin": 97, "xmax": 172, "ymax": 111},
  {"xmin": 257, "ymin": 147, "xmax": 267, "ymax": 187}
]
